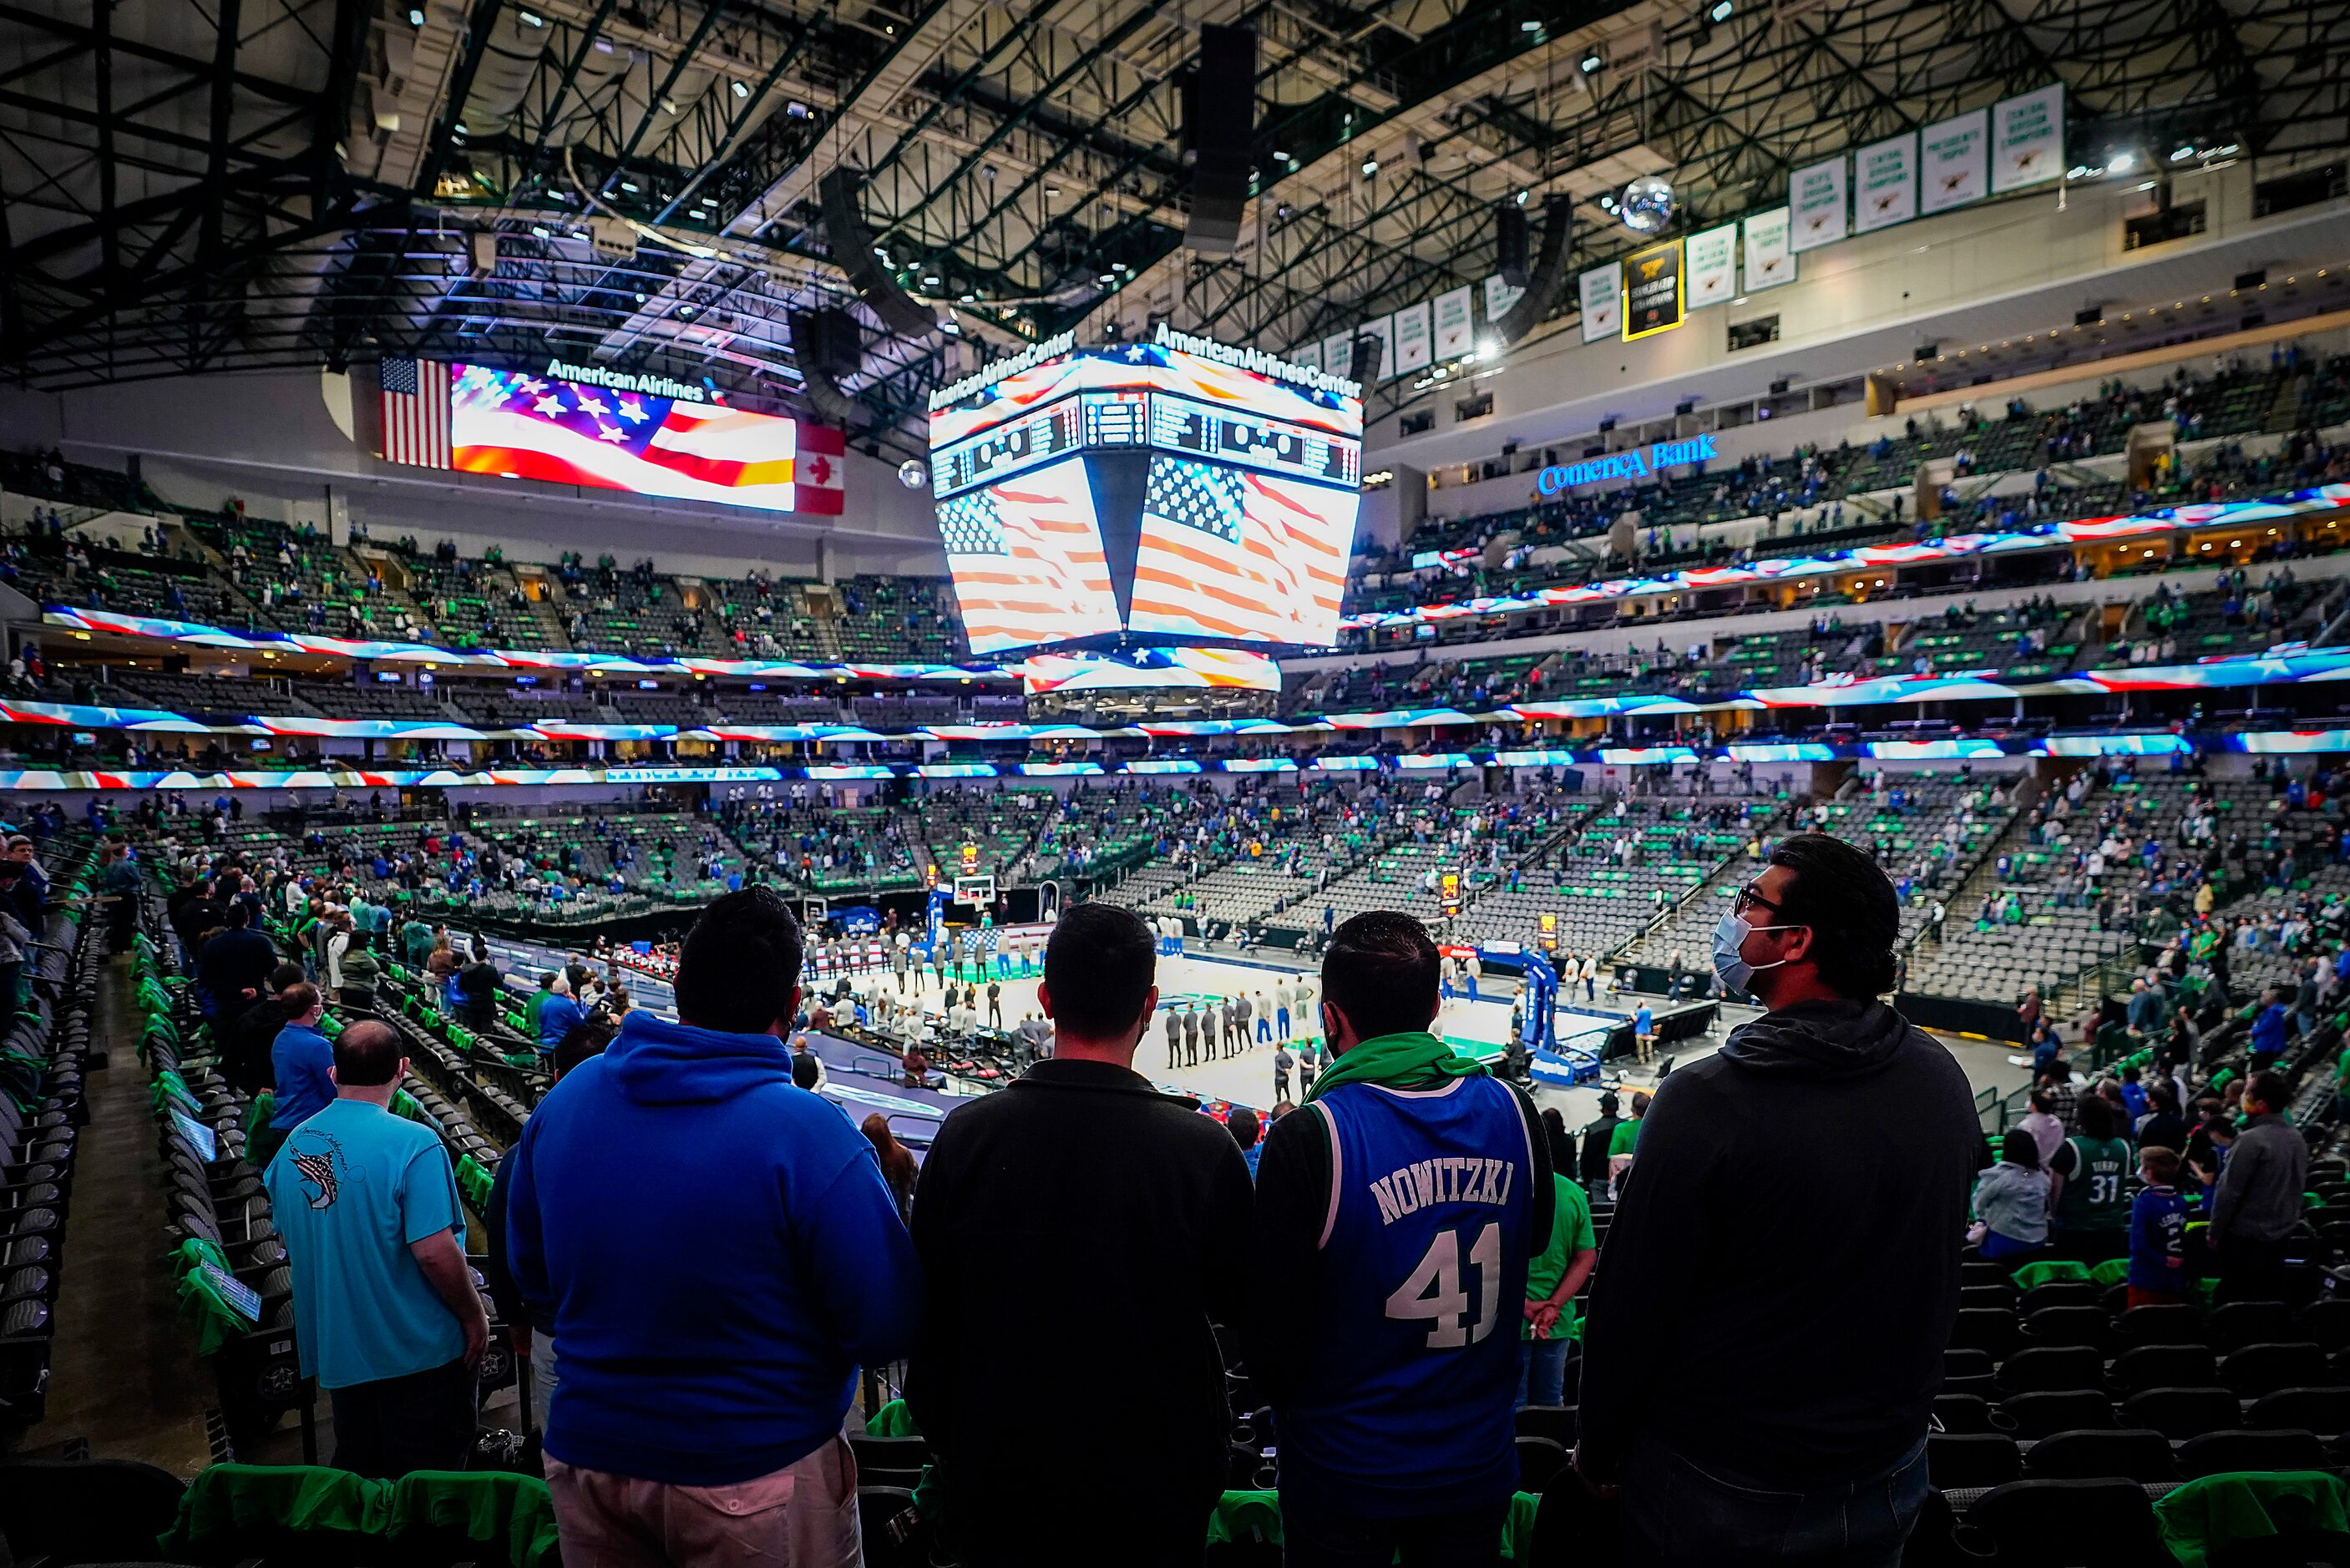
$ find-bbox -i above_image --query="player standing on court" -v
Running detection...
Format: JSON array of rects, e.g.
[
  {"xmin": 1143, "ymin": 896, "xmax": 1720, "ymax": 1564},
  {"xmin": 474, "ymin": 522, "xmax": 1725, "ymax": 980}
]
[{"xmin": 1248, "ymin": 912, "xmax": 1555, "ymax": 1566}]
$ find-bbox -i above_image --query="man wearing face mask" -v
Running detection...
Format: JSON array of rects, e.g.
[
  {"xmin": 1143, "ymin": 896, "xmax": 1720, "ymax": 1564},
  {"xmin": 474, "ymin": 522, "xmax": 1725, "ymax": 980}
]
[
  {"xmin": 1248, "ymin": 910, "xmax": 1553, "ymax": 1567},
  {"xmin": 1573, "ymin": 832, "xmax": 1978, "ymax": 1567}
]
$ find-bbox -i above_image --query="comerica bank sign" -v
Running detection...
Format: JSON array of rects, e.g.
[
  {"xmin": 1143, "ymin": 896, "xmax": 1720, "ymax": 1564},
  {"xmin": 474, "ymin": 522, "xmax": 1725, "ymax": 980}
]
[{"xmin": 1537, "ymin": 433, "xmax": 1718, "ymax": 497}]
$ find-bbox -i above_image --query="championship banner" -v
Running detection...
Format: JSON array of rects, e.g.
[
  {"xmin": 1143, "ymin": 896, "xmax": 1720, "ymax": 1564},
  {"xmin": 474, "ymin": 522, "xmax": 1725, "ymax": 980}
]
[
  {"xmin": 1743, "ymin": 208, "xmax": 1795, "ymax": 291},
  {"xmin": 1578, "ymin": 263, "xmax": 1623, "ymax": 341},
  {"xmin": 1993, "ymin": 83, "xmax": 2064, "ymax": 191},
  {"xmin": 1686, "ymin": 224, "xmax": 1738, "ymax": 308},
  {"xmin": 1622, "ymin": 240, "xmax": 1685, "ymax": 341},
  {"xmin": 1291, "ymin": 339, "xmax": 1323, "ymax": 375},
  {"xmin": 1432, "ymin": 286, "xmax": 1476, "ymax": 358},
  {"xmin": 1393, "ymin": 301, "xmax": 1434, "ymax": 374},
  {"xmin": 1790, "ymin": 157, "xmax": 1848, "ymax": 251},
  {"xmin": 1322, "ymin": 331, "xmax": 1354, "ymax": 380},
  {"xmin": 1921, "ymin": 109, "xmax": 1988, "ymax": 214},
  {"xmin": 1854, "ymin": 132, "xmax": 1917, "ymax": 232}
]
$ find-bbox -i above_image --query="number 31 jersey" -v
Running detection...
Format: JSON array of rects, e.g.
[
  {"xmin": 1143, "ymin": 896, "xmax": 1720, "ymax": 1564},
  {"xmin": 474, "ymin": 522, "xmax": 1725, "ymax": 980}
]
[{"xmin": 1282, "ymin": 1074, "xmax": 1536, "ymax": 1515}]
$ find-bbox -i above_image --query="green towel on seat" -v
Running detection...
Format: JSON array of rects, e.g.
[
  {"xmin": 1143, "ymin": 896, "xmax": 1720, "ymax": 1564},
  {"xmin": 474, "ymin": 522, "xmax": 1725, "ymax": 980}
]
[
  {"xmin": 387, "ymin": 1470, "xmax": 561, "ymax": 1568},
  {"xmin": 866, "ymin": 1397, "xmax": 921, "ymax": 1438},
  {"xmin": 2009, "ymin": 1259, "xmax": 2091, "ymax": 1291},
  {"xmin": 2155, "ymin": 1469, "xmax": 2350, "ymax": 1568},
  {"xmin": 160, "ymin": 1464, "xmax": 387, "ymax": 1555}
]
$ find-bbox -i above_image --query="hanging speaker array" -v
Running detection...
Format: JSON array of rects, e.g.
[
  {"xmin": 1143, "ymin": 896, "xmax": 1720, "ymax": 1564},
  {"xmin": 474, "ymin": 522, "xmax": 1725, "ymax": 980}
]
[
  {"xmin": 1492, "ymin": 196, "xmax": 1574, "ymax": 346},
  {"xmin": 1183, "ymin": 25, "xmax": 1259, "ymax": 255},
  {"xmin": 818, "ymin": 168, "xmax": 941, "ymax": 341}
]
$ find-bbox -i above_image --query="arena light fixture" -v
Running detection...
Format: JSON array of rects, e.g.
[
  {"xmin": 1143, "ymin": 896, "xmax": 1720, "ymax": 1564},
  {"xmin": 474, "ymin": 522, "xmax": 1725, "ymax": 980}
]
[
  {"xmin": 1708, "ymin": 0, "xmax": 1734, "ymax": 19},
  {"xmin": 2170, "ymin": 145, "xmax": 2195, "ymax": 162},
  {"xmin": 408, "ymin": 6, "xmax": 423, "ymax": 22},
  {"xmin": 1579, "ymin": 48, "xmax": 1603, "ymax": 71},
  {"xmin": 1362, "ymin": 157, "xmax": 1380, "ymax": 177},
  {"xmin": 518, "ymin": 8, "xmax": 544, "ymax": 22},
  {"xmin": 732, "ymin": 79, "xmax": 750, "ymax": 99},
  {"xmin": 2108, "ymin": 151, "xmax": 2135, "ymax": 172}
]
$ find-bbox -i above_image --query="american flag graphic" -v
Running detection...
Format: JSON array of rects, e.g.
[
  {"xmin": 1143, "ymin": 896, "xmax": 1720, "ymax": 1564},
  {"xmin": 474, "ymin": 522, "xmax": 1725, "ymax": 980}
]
[
  {"xmin": 1128, "ymin": 456, "xmax": 1353, "ymax": 645},
  {"xmin": 377, "ymin": 357, "xmax": 453, "ymax": 468},
  {"xmin": 448, "ymin": 364, "xmax": 844, "ymax": 515},
  {"xmin": 939, "ymin": 454, "xmax": 1122, "ymax": 654}
]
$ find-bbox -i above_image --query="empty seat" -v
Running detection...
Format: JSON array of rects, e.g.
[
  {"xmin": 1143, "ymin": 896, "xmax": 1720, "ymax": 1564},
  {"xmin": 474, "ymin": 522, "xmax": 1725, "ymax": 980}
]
[
  {"xmin": 1516, "ymin": 1404, "xmax": 1575, "ymax": 1447},
  {"xmin": 2017, "ymin": 1280, "xmax": 2101, "ymax": 1316},
  {"xmin": 1965, "ymin": 1476, "xmax": 2168, "ymax": 1568},
  {"xmin": 1515, "ymin": 1435, "xmax": 1568, "ymax": 1494},
  {"xmin": 1995, "ymin": 1345, "xmax": 2104, "ymax": 1396},
  {"xmin": 2115, "ymin": 1303, "xmax": 2205, "ymax": 1346},
  {"xmin": 2020, "ymin": 1428, "xmax": 2176, "ymax": 1484},
  {"xmin": 1943, "ymin": 1348, "xmax": 1996, "ymax": 1396},
  {"xmin": 2221, "ymin": 1342, "xmax": 2331, "ymax": 1398},
  {"xmin": 2020, "ymin": 1304, "xmax": 2113, "ymax": 1352},
  {"xmin": 1928, "ymin": 1432, "xmax": 2022, "ymax": 1490},
  {"xmin": 2206, "ymin": 1301, "xmax": 2293, "ymax": 1352},
  {"xmin": 2120, "ymin": 1386, "xmax": 2241, "ymax": 1441},
  {"xmin": 2109, "ymin": 1342, "xmax": 2217, "ymax": 1395},
  {"xmin": 2300, "ymin": 1297, "xmax": 2350, "ymax": 1352},
  {"xmin": 2175, "ymin": 1427, "xmax": 2331, "ymax": 1479},
  {"xmin": 1932, "ymin": 1393, "xmax": 2002, "ymax": 1434},
  {"xmin": 1952, "ymin": 1307, "xmax": 2022, "ymax": 1358},
  {"xmin": 2001, "ymin": 1389, "xmax": 2115, "ymax": 1439},
  {"xmin": 2246, "ymin": 1386, "xmax": 2350, "ymax": 1435}
]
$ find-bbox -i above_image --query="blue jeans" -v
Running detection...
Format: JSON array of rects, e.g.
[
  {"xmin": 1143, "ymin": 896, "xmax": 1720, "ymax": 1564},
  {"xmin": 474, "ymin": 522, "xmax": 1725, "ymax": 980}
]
[
  {"xmin": 1517, "ymin": 1333, "xmax": 1571, "ymax": 1409},
  {"xmin": 1280, "ymin": 1492, "xmax": 1507, "ymax": 1568},
  {"xmin": 1620, "ymin": 1434, "xmax": 1930, "ymax": 1568}
]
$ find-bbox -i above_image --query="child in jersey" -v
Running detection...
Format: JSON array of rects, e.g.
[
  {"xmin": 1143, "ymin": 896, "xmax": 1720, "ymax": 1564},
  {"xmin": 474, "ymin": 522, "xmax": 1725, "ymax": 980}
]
[{"xmin": 2127, "ymin": 1146, "xmax": 2192, "ymax": 1308}]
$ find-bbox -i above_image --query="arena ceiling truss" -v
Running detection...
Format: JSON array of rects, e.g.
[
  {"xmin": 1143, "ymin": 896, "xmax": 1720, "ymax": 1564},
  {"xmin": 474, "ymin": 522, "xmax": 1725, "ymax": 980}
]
[{"xmin": 0, "ymin": 0, "xmax": 2342, "ymax": 454}]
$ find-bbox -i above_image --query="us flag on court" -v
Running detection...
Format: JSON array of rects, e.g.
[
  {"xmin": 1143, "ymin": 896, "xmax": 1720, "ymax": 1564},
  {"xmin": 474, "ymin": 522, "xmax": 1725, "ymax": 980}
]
[{"xmin": 377, "ymin": 357, "xmax": 452, "ymax": 468}]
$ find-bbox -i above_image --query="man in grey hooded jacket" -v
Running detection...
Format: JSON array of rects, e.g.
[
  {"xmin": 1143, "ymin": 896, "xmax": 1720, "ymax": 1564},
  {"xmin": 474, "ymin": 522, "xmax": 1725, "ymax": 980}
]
[{"xmin": 1574, "ymin": 832, "xmax": 1981, "ymax": 1568}]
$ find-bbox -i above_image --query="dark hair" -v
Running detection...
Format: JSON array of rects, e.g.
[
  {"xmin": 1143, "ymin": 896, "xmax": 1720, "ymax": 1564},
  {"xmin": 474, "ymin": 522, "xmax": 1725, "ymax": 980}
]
[
  {"xmin": 2246, "ymin": 1070, "xmax": 2291, "ymax": 1113},
  {"xmin": 1041, "ymin": 903, "xmax": 1156, "ymax": 1041},
  {"xmin": 1322, "ymin": 911, "xmax": 1440, "ymax": 1040},
  {"xmin": 268, "ymin": 961, "xmax": 306, "ymax": 994},
  {"xmin": 1763, "ymin": 832, "xmax": 1901, "ymax": 998},
  {"xmin": 2140, "ymin": 1146, "xmax": 2182, "ymax": 1184},
  {"xmin": 675, "ymin": 887, "xmax": 803, "ymax": 1033},
  {"xmin": 552, "ymin": 1023, "xmax": 609, "ymax": 1080},
  {"xmin": 332, "ymin": 1019, "xmax": 404, "ymax": 1086},
  {"xmin": 1228, "ymin": 1105, "xmax": 1262, "ymax": 1151},
  {"xmin": 281, "ymin": 980, "xmax": 321, "ymax": 1015},
  {"xmin": 863, "ymin": 1112, "xmax": 917, "ymax": 1191},
  {"xmin": 225, "ymin": 901, "xmax": 250, "ymax": 928},
  {"xmin": 1999, "ymin": 1128, "xmax": 2041, "ymax": 1168},
  {"xmin": 2075, "ymin": 1092, "xmax": 2119, "ymax": 1141}
]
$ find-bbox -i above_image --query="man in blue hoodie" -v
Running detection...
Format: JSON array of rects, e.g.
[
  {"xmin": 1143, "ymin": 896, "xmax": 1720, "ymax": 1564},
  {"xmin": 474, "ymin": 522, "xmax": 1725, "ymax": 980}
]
[
  {"xmin": 534, "ymin": 979, "xmax": 585, "ymax": 1055},
  {"xmin": 504, "ymin": 886, "xmax": 920, "ymax": 1567}
]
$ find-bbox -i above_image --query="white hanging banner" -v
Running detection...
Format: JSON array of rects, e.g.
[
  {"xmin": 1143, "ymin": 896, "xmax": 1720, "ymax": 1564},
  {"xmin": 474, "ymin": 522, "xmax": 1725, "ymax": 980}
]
[
  {"xmin": 1360, "ymin": 313, "xmax": 1396, "ymax": 380},
  {"xmin": 1483, "ymin": 274, "xmax": 1526, "ymax": 322},
  {"xmin": 1432, "ymin": 286, "xmax": 1476, "ymax": 357},
  {"xmin": 1321, "ymin": 331, "xmax": 1354, "ymax": 379},
  {"xmin": 1578, "ymin": 264, "xmax": 1622, "ymax": 341},
  {"xmin": 1393, "ymin": 301, "xmax": 1434, "ymax": 373},
  {"xmin": 1920, "ymin": 109, "xmax": 1989, "ymax": 214},
  {"xmin": 1290, "ymin": 339, "xmax": 1323, "ymax": 376},
  {"xmin": 1790, "ymin": 158, "xmax": 1848, "ymax": 252},
  {"xmin": 1992, "ymin": 83, "xmax": 2064, "ymax": 192},
  {"xmin": 1743, "ymin": 208, "xmax": 1795, "ymax": 292},
  {"xmin": 1853, "ymin": 132, "xmax": 1917, "ymax": 232},
  {"xmin": 1685, "ymin": 223, "xmax": 1739, "ymax": 308}
]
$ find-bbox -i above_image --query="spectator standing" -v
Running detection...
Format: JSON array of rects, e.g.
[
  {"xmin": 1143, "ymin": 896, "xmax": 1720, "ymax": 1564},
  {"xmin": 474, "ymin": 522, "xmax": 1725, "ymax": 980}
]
[
  {"xmin": 1579, "ymin": 1092, "xmax": 1623, "ymax": 1193},
  {"xmin": 1575, "ymin": 834, "xmax": 1978, "ymax": 1565},
  {"xmin": 482, "ymin": 1024, "xmax": 608, "ymax": 1434},
  {"xmin": 863, "ymin": 1113, "xmax": 919, "ymax": 1227},
  {"xmin": 264, "ymin": 1020, "xmax": 488, "ymax": 1477},
  {"xmin": 1519, "ymin": 1162, "xmax": 1598, "ymax": 1409},
  {"xmin": 2248, "ymin": 989, "xmax": 2290, "ymax": 1074},
  {"xmin": 1229, "ymin": 1105, "xmax": 1264, "ymax": 1180},
  {"xmin": 523, "ymin": 974, "xmax": 558, "ymax": 1040},
  {"xmin": 1273, "ymin": 1042, "xmax": 1294, "ymax": 1104},
  {"xmin": 1633, "ymin": 999, "xmax": 1656, "ymax": 1064},
  {"xmin": 2127, "ymin": 1146, "xmax": 2192, "ymax": 1308},
  {"xmin": 909, "ymin": 903, "xmax": 1252, "ymax": 1568},
  {"xmin": 256, "ymin": 982, "xmax": 332, "ymax": 1171},
  {"xmin": 338, "ymin": 922, "xmax": 381, "ymax": 1014},
  {"xmin": 458, "ymin": 943, "xmax": 501, "ymax": 1028},
  {"xmin": 1970, "ymin": 1130, "xmax": 2049, "ymax": 1262},
  {"xmin": 2209, "ymin": 1070, "xmax": 2308, "ymax": 1304},
  {"xmin": 2047, "ymin": 1092, "xmax": 2134, "ymax": 1262},
  {"xmin": 536, "ymin": 979, "xmax": 585, "ymax": 1055},
  {"xmin": 505, "ymin": 888, "xmax": 920, "ymax": 1565},
  {"xmin": 1248, "ymin": 911, "xmax": 1553, "ymax": 1568},
  {"xmin": 196, "ymin": 903, "xmax": 276, "ymax": 1030}
]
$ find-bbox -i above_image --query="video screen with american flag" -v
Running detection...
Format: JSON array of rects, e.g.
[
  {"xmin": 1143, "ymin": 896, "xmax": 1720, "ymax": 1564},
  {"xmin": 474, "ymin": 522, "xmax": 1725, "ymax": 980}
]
[
  {"xmin": 928, "ymin": 335, "xmax": 1360, "ymax": 652},
  {"xmin": 372, "ymin": 358, "xmax": 843, "ymax": 516}
]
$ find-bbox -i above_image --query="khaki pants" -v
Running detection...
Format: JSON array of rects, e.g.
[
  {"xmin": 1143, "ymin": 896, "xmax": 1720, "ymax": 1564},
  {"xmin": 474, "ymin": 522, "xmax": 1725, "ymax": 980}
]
[{"xmin": 546, "ymin": 1436, "xmax": 861, "ymax": 1568}]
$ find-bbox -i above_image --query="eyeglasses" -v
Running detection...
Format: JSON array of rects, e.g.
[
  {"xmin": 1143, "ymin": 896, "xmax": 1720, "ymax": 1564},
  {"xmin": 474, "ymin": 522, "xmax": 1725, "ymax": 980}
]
[{"xmin": 1733, "ymin": 885, "xmax": 1784, "ymax": 917}]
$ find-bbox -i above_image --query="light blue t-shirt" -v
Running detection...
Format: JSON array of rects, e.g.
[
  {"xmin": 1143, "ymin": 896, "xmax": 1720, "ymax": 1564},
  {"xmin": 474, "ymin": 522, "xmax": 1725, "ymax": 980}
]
[
  {"xmin": 265, "ymin": 1098, "xmax": 468, "ymax": 1389},
  {"xmin": 270, "ymin": 1024, "xmax": 337, "ymax": 1131}
]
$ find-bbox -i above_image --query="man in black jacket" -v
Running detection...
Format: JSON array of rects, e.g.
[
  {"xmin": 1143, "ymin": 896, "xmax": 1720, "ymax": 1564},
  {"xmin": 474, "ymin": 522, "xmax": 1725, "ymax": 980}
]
[
  {"xmin": 909, "ymin": 903, "xmax": 1253, "ymax": 1568},
  {"xmin": 1574, "ymin": 832, "xmax": 1978, "ymax": 1566},
  {"xmin": 1578, "ymin": 1091, "xmax": 1623, "ymax": 1193}
]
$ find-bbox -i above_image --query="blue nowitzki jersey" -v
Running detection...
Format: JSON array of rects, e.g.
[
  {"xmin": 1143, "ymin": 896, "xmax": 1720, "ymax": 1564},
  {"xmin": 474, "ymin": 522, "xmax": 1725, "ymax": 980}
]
[{"xmin": 1284, "ymin": 1074, "xmax": 1535, "ymax": 1515}]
